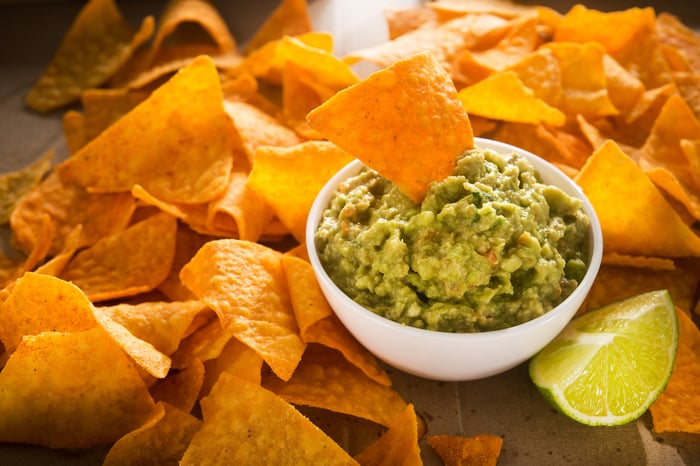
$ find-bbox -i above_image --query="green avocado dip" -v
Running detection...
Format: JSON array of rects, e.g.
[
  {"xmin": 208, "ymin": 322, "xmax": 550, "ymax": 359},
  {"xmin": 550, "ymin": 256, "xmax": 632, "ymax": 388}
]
[{"xmin": 314, "ymin": 146, "xmax": 591, "ymax": 333}]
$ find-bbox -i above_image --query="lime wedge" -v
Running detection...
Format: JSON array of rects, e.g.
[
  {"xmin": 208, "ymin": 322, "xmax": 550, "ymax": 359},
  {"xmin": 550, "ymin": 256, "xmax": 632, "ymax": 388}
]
[{"xmin": 529, "ymin": 290, "xmax": 679, "ymax": 426}]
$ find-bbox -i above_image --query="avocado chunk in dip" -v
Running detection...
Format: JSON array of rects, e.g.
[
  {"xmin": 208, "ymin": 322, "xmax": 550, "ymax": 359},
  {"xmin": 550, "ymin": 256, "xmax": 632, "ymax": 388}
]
[{"xmin": 314, "ymin": 146, "xmax": 591, "ymax": 333}]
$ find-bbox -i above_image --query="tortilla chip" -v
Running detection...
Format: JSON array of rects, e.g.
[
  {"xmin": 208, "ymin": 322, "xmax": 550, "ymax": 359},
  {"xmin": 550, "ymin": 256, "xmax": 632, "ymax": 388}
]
[
  {"xmin": 344, "ymin": 12, "xmax": 510, "ymax": 76},
  {"xmin": 150, "ymin": 359, "xmax": 205, "ymax": 414},
  {"xmin": 583, "ymin": 261, "xmax": 700, "ymax": 315},
  {"xmin": 10, "ymin": 171, "xmax": 136, "ymax": 256},
  {"xmin": 58, "ymin": 211, "xmax": 176, "ymax": 302},
  {"xmin": 263, "ymin": 344, "xmax": 407, "ymax": 427},
  {"xmin": 0, "ymin": 328, "xmax": 156, "ymax": 449},
  {"xmin": 307, "ymin": 51, "xmax": 473, "ymax": 203},
  {"xmin": 639, "ymin": 94, "xmax": 700, "ymax": 220},
  {"xmin": 429, "ymin": 0, "xmax": 536, "ymax": 19},
  {"xmin": 179, "ymin": 239, "xmax": 305, "ymax": 381},
  {"xmin": 97, "ymin": 300, "xmax": 208, "ymax": 356},
  {"xmin": 57, "ymin": 55, "xmax": 234, "ymax": 204},
  {"xmin": 206, "ymin": 170, "xmax": 274, "ymax": 242},
  {"xmin": 0, "ymin": 151, "xmax": 52, "ymax": 225},
  {"xmin": 353, "ymin": 403, "xmax": 423, "ymax": 466},
  {"xmin": 224, "ymin": 100, "xmax": 302, "ymax": 163},
  {"xmin": 427, "ymin": 433, "xmax": 504, "ymax": 466},
  {"xmin": 244, "ymin": 0, "xmax": 313, "ymax": 54},
  {"xmin": 456, "ymin": 14, "xmax": 544, "ymax": 84},
  {"xmin": 281, "ymin": 255, "xmax": 391, "ymax": 386},
  {"xmin": 103, "ymin": 401, "xmax": 202, "ymax": 466},
  {"xmin": 650, "ymin": 308, "xmax": 700, "ymax": 433},
  {"xmin": 149, "ymin": 0, "xmax": 237, "ymax": 62},
  {"xmin": 92, "ymin": 306, "xmax": 172, "ymax": 379},
  {"xmin": 200, "ymin": 337, "xmax": 264, "ymax": 397},
  {"xmin": 25, "ymin": 0, "xmax": 154, "ymax": 112},
  {"xmin": 458, "ymin": 70, "xmax": 565, "ymax": 125},
  {"xmin": 0, "ymin": 272, "xmax": 96, "ymax": 354},
  {"xmin": 553, "ymin": 5, "xmax": 670, "ymax": 88},
  {"xmin": 575, "ymin": 140, "xmax": 700, "ymax": 257},
  {"xmin": 247, "ymin": 141, "xmax": 354, "ymax": 241},
  {"xmin": 180, "ymin": 372, "xmax": 357, "ymax": 465},
  {"xmin": 385, "ymin": 6, "xmax": 438, "ymax": 40}
]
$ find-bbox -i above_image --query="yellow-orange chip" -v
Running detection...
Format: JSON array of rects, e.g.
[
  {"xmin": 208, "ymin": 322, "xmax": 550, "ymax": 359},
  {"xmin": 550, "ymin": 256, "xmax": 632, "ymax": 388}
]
[
  {"xmin": 650, "ymin": 308, "xmax": 700, "ymax": 433},
  {"xmin": 353, "ymin": 403, "xmax": 423, "ymax": 466},
  {"xmin": 92, "ymin": 306, "xmax": 172, "ymax": 379},
  {"xmin": 247, "ymin": 140, "xmax": 354, "ymax": 242},
  {"xmin": 0, "ymin": 272, "xmax": 96, "ymax": 354},
  {"xmin": 57, "ymin": 56, "xmax": 234, "ymax": 204},
  {"xmin": 458, "ymin": 70, "xmax": 565, "ymax": 125},
  {"xmin": 179, "ymin": 239, "xmax": 305, "ymax": 381},
  {"xmin": 244, "ymin": 0, "xmax": 313, "ymax": 54},
  {"xmin": 180, "ymin": 372, "xmax": 358, "ymax": 465},
  {"xmin": 0, "ymin": 328, "xmax": 156, "ymax": 449},
  {"xmin": 10, "ymin": 171, "xmax": 136, "ymax": 256},
  {"xmin": 97, "ymin": 300, "xmax": 208, "ymax": 356},
  {"xmin": 263, "ymin": 344, "xmax": 407, "ymax": 427},
  {"xmin": 281, "ymin": 255, "xmax": 391, "ymax": 386},
  {"xmin": 639, "ymin": 95, "xmax": 700, "ymax": 220},
  {"xmin": 25, "ymin": 0, "xmax": 154, "ymax": 112},
  {"xmin": 575, "ymin": 140, "xmax": 700, "ymax": 257},
  {"xmin": 200, "ymin": 337, "xmax": 264, "ymax": 397},
  {"xmin": 150, "ymin": 359, "xmax": 205, "ymax": 414},
  {"xmin": 344, "ymin": 12, "xmax": 510, "ymax": 76},
  {"xmin": 427, "ymin": 433, "xmax": 503, "ymax": 466},
  {"xmin": 308, "ymin": 51, "xmax": 473, "ymax": 204},
  {"xmin": 224, "ymin": 100, "xmax": 303, "ymax": 163},
  {"xmin": 59, "ymin": 211, "xmax": 177, "ymax": 302},
  {"xmin": 103, "ymin": 401, "xmax": 202, "ymax": 466}
]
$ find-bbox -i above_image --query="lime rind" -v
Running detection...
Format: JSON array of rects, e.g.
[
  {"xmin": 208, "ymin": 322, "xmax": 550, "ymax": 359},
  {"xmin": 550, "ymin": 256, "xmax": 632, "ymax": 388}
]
[{"xmin": 529, "ymin": 290, "xmax": 679, "ymax": 426}]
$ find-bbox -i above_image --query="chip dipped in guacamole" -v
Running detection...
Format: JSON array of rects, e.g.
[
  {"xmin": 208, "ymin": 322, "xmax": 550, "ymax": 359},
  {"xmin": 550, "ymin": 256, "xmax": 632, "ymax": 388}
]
[{"xmin": 315, "ymin": 145, "xmax": 591, "ymax": 333}]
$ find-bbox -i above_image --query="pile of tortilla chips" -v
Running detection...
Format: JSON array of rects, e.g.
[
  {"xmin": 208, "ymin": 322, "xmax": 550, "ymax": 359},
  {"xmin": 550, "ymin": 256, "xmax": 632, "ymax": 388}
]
[{"xmin": 1, "ymin": 0, "xmax": 699, "ymax": 464}]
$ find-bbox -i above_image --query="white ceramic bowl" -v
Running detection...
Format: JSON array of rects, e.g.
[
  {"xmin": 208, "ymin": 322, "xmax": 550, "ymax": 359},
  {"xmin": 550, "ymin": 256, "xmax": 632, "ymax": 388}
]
[{"xmin": 306, "ymin": 138, "xmax": 603, "ymax": 381}]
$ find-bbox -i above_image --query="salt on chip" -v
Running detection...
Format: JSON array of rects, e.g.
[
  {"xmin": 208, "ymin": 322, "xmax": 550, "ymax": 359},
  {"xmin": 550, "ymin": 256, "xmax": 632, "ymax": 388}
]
[
  {"xmin": 25, "ymin": 0, "xmax": 154, "ymax": 112},
  {"xmin": 575, "ymin": 140, "xmax": 700, "ymax": 257},
  {"xmin": 427, "ymin": 433, "xmax": 504, "ymax": 466},
  {"xmin": 179, "ymin": 239, "xmax": 305, "ymax": 381},
  {"xmin": 0, "ymin": 272, "xmax": 96, "ymax": 354},
  {"xmin": 308, "ymin": 51, "xmax": 473, "ymax": 204},
  {"xmin": 0, "ymin": 327, "xmax": 156, "ymax": 449},
  {"xmin": 180, "ymin": 372, "xmax": 358, "ymax": 465},
  {"xmin": 57, "ymin": 55, "xmax": 234, "ymax": 204},
  {"xmin": 247, "ymin": 140, "xmax": 355, "ymax": 242},
  {"xmin": 263, "ymin": 344, "xmax": 407, "ymax": 427},
  {"xmin": 353, "ymin": 403, "xmax": 423, "ymax": 466},
  {"xmin": 650, "ymin": 308, "xmax": 700, "ymax": 433},
  {"xmin": 102, "ymin": 401, "xmax": 202, "ymax": 466},
  {"xmin": 457, "ymin": 70, "xmax": 565, "ymax": 125},
  {"xmin": 59, "ymin": 211, "xmax": 177, "ymax": 302}
]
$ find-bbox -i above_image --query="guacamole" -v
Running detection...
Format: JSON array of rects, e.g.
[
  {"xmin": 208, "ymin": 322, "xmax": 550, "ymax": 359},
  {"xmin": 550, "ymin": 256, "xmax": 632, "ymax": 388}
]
[{"xmin": 315, "ymin": 146, "xmax": 591, "ymax": 333}]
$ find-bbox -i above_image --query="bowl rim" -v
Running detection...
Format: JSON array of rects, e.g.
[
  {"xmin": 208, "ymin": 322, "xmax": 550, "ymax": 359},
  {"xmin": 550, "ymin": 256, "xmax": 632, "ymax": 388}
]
[{"xmin": 306, "ymin": 137, "xmax": 603, "ymax": 340}]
